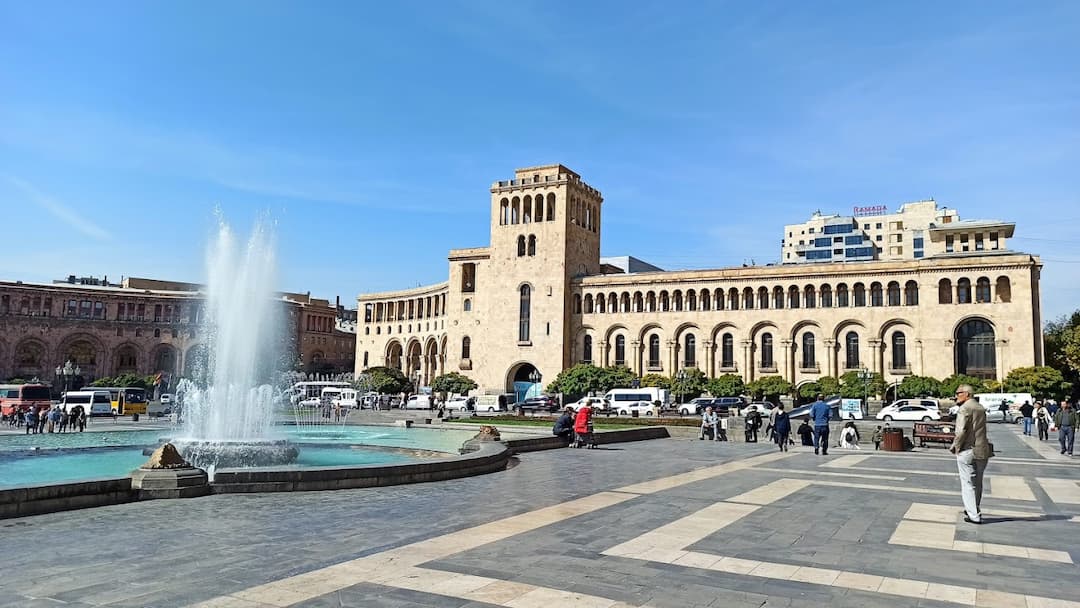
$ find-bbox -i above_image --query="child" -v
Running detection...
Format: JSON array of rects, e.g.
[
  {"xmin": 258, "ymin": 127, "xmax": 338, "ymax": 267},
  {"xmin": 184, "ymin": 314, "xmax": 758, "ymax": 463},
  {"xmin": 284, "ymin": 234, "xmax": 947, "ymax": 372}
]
[{"xmin": 872, "ymin": 425, "xmax": 883, "ymax": 450}]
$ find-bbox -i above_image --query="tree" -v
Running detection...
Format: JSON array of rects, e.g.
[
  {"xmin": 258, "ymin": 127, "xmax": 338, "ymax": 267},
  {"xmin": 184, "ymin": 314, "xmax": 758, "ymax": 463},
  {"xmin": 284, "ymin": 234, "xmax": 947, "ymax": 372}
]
[
  {"xmin": 546, "ymin": 364, "xmax": 639, "ymax": 399},
  {"xmin": 1003, "ymin": 366, "xmax": 1071, "ymax": 400},
  {"xmin": 798, "ymin": 376, "xmax": 841, "ymax": 399},
  {"xmin": 746, "ymin": 375, "xmax": 792, "ymax": 400},
  {"xmin": 639, "ymin": 373, "xmax": 671, "ymax": 389},
  {"xmin": 707, "ymin": 374, "xmax": 745, "ymax": 398},
  {"xmin": 365, "ymin": 366, "xmax": 409, "ymax": 394},
  {"xmin": 671, "ymin": 368, "xmax": 708, "ymax": 402},
  {"xmin": 1045, "ymin": 311, "xmax": 1080, "ymax": 397},
  {"xmin": 838, "ymin": 371, "xmax": 884, "ymax": 399},
  {"xmin": 897, "ymin": 375, "xmax": 943, "ymax": 399},
  {"xmin": 940, "ymin": 374, "xmax": 987, "ymax": 399},
  {"xmin": 431, "ymin": 372, "xmax": 478, "ymax": 398}
]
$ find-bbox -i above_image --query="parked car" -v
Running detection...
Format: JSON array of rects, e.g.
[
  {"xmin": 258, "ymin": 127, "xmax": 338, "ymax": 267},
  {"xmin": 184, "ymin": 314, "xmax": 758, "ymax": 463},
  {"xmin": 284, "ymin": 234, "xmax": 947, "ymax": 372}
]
[
  {"xmin": 885, "ymin": 398, "xmax": 940, "ymax": 411},
  {"xmin": 615, "ymin": 401, "xmax": 657, "ymax": 416},
  {"xmin": 949, "ymin": 403, "xmax": 1019, "ymax": 424},
  {"xmin": 677, "ymin": 398, "xmax": 715, "ymax": 416},
  {"xmin": 876, "ymin": 404, "xmax": 941, "ymax": 422},
  {"xmin": 517, "ymin": 395, "xmax": 559, "ymax": 414},
  {"xmin": 445, "ymin": 396, "xmax": 472, "ymax": 412},
  {"xmin": 298, "ymin": 397, "xmax": 321, "ymax": 408},
  {"xmin": 741, "ymin": 402, "xmax": 775, "ymax": 417},
  {"xmin": 571, "ymin": 397, "xmax": 612, "ymax": 414},
  {"xmin": 160, "ymin": 393, "xmax": 173, "ymax": 405},
  {"xmin": 404, "ymin": 395, "xmax": 432, "ymax": 410}
]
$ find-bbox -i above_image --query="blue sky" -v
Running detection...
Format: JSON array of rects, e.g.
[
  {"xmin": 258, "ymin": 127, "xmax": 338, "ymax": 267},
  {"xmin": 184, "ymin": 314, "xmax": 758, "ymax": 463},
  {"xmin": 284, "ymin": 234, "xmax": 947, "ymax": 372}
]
[{"xmin": 1, "ymin": 1, "xmax": 1077, "ymax": 319}]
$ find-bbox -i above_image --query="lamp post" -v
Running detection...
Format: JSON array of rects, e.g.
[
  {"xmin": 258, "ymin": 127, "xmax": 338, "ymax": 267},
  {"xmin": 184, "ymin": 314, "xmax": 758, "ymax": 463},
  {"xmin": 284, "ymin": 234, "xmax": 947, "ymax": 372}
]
[
  {"xmin": 675, "ymin": 368, "xmax": 688, "ymax": 412},
  {"xmin": 528, "ymin": 369, "xmax": 542, "ymax": 400},
  {"xmin": 55, "ymin": 359, "xmax": 81, "ymax": 396},
  {"xmin": 857, "ymin": 367, "xmax": 873, "ymax": 417}
]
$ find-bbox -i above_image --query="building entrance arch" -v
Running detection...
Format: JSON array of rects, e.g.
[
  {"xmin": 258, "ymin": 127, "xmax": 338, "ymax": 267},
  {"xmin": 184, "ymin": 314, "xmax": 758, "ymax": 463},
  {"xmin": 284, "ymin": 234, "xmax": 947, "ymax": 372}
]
[{"xmin": 505, "ymin": 361, "xmax": 541, "ymax": 404}]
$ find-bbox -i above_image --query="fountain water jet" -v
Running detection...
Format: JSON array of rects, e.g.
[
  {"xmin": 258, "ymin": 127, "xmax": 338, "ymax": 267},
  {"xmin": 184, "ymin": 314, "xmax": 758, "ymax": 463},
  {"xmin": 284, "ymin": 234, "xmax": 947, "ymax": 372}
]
[{"xmin": 173, "ymin": 216, "xmax": 298, "ymax": 471}]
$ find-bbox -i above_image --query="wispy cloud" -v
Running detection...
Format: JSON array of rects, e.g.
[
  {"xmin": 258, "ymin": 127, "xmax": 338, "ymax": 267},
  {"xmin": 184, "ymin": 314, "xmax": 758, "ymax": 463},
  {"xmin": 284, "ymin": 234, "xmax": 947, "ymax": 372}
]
[{"xmin": 5, "ymin": 176, "xmax": 111, "ymax": 241}]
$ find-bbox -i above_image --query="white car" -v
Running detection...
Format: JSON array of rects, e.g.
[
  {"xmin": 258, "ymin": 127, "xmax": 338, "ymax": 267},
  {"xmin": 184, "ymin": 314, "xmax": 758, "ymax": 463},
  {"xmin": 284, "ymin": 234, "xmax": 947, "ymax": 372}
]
[
  {"xmin": 742, "ymin": 402, "xmax": 775, "ymax": 417},
  {"xmin": 404, "ymin": 394, "xmax": 432, "ymax": 410},
  {"xmin": 445, "ymin": 396, "xmax": 472, "ymax": 412},
  {"xmin": 298, "ymin": 397, "xmax": 321, "ymax": 408},
  {"xmin": 160, "ymin": 393, "xmax": 173, "ymax": 405},
  {"xmin": 678, "ymin": 398, "xmax": 714, "ymax": 416},
  {"xmin": 615, "ymin": 401, "xmax": 656, "ymax": 416},
  {"xmin": 886, "ymin": 398, "xmax": 940, "ymax": 411},
  {"xmin": 876, "ymin": 404, "xmax": 941, "ymax": 422},
  {"xmin": 949, "ymin": 403, "xmax": 1019, "ymax": 424},
  {"xmin": 571, "ymin": 397, "xmax": 612, "ymax": 414}
]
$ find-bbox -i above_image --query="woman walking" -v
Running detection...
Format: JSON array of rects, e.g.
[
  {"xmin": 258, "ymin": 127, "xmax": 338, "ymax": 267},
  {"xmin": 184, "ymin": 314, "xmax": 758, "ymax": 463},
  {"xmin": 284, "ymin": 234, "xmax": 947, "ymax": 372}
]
[{"xmin": 773, "ymin": 404, "xmax": 791, "ymax": 452}]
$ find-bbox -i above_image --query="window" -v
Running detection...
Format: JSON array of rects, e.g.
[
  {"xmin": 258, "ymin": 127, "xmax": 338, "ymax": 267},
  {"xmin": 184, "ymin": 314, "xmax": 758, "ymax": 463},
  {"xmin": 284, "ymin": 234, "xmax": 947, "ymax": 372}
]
[
  {"xmin": 814, "ymin": 237, "xmax": 831, "ymax": 247},
  {"xmin": 806, "ymin": 250, "xmax": 832, "ymax": 260},
  {"xmin": 535, "ymin": 196, "xmax": 544, "ymax": 221},
  {"xmin": 80, "ymin": 300, "xmax": 92, "ymax": 318},
  {"xmin": 845, "ymin": 332, "xmax": 860, "ymax": 369},
  {"xmin": 517, "ymin": 235, "xmax": 526, "ymax": 257},
  {"xmin": 836, "ymin": 284, "xmax": 849, "ymax": 307},
  {"xmin": 773, "ymin": 287, "xmax": 784, "ymax": 309},
  {"xmin": 824, "ymin": 223, "xmax": 854, "ymax": 234},
  {"xmin": 463, "ymin": 298, "xmax": 472, "ymax": 312},
  {"xmin": 957, "ymin": 278, "xmax": 972, "ymax": 304},
  {"xmin": 913, "ymin": 237, "xmax": 924, "ymax": 249},
  {"xmin": 976, "ymin": 277, "xmax": 991, "ymax": 303},
  {"xmin": 760, "ymin": 333, "xmax": 774, "ymax": 369},
  {"xmin": 938, "ymin": 278, "xmax": 953, "ymax": 304},
  {"xmin": 583, "ymin": 335, "xmax": 593, "ymax": 364},
  {"xmin": 945, "ymin": 234, "xmax": 955, "ymax": 253},
  {"xmin": 804, "ymin": 286, "xmax": 816, "ymax": 308},
  {"xmin": 461, "ymin": 337, "xmax": 471, "ymax": 359},
  {"xmin": 615, "ymin": 335, "xmax": 626, "ymax": 366},
  {"xmin": 853, "ymin": 283, "xmax": 866, "ymax": 307},
  {"xmin": 684, "ymin": 334, "xmax": 696, "ymax": 368},
  {"xmin": 527, "ymin": 235, "xmax": 537, "ymax": 256},
  {"xmin": 547, "ymin": 193, "xmax": 556, "ymax": 221},
  {"xmin": 956, "ymin": 319, "xmax": 996, "ymax": 379},
  {"xmin": 511, "ymin": 197, "xmax": 520, "ymax": 224},
  {"xmin": 94, "ymin": 301, "xmax": 104, "ymax": 319},
  {"xmin": 891, "ymin": 332, "xmax": 907, "ymax": 370},
  {"xmin": 996, "ymin": 276, "xmax": 1011, "ymax": 303},
  {"xmin": 461, "ymin": 263, "xmax": 476, "ymax": 292},
  {"xmin": 887, "ymin": 282, "xmax": 901, "ymax": 306},
  {"xmin": 758, "ymin": 287, "xmax": 769, "ymax": 309},
  {"xmin": 721, "ymin": 334, "xmax": 734, "ymax": 368},
  {"xmin": 904, "ymin": 281, "xmax": 919, "ymax": 306},
  {"xmin": 844, "ymin": 235, "xmax": 863, "ymax": 245},
  {"xmin": 875, "ymin": 222, "xmax": 882, "ymax": 229},
  {"xmin": 648, "ymin": 335, "xmax": 661, "ymax": 369},
  {"xmin": 821, "ymin": 285, "xmax": 833, "ymax": 307},
  {"xmin": 788, "ymin": 286, "xmax": 800, "ymax": 309},
  {"xmin": 518, "ymin": 285, "xmax": 531, "ymax": 342},
  {"xmin": 801, "ymin": 333, "xmax": 815, "ymax": 368}
]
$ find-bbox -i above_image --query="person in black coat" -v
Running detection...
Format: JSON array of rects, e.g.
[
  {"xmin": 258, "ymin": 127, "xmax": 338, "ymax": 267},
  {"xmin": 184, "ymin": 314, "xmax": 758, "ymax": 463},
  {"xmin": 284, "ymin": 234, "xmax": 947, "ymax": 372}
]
[
  {"xmin": 797, "ymin": 419, "xmax": 814, "ymax": 446},
  {"xmin": 774, "ymin": 405, "xmax": 792, "ymax": 452},
  {"xmin": 552, "ymin": 407, "xmax": 575, "ymax": 445}
]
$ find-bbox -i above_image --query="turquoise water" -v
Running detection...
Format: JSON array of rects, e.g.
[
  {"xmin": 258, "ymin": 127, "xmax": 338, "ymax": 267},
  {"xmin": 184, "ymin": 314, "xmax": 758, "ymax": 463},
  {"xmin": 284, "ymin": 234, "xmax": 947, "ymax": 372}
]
[{"xmin": 0, "ymin": 425, "xmax": 478, "ymax": 488}]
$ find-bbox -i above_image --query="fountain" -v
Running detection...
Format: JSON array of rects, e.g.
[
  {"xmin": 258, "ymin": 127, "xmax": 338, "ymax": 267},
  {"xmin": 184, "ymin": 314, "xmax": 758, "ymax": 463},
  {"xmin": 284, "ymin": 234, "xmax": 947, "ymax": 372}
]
[{"xmin": 171, "ymin": 217, "xmax": 299, "ymax": 472}]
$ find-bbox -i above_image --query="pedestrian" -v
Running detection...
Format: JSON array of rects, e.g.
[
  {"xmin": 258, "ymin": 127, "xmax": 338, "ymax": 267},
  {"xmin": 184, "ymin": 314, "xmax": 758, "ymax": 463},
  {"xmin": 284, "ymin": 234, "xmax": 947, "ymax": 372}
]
[
  {"xmin": 1019, "ymin": 401, "xmax": 1035, "ymax": 436},
  {"xmin": 1035, "ymin": 401, "xmax": 1051, "ymax": 441},
  {"xmin": 797, "ymin": 419, "xmax": 814, "ymax": 446},
  {"xmin": 24, "ymin": 409, "xmax": 37, "ymax": 435},
  {"xmin": 810, "ymin": 393, "xmax": 831, "ymax": 456},
  {"xmin": 1053, "ymin": 400, "xmax": 1077, "ymax": 456},
  {"xmin": 950, "ymin": 384, "xmax": 993, "ymax": 524},
  {"xmin": 746, "ymin": 409, "xmax": 762, "ymax": 443},
  {"xmin": 872, "ymin": 425, "xmax": 884, "ymax": 450},
  {"xmin": 37, "ymin": 408, "xmax": 48, "ymax": 434},
  {"xmin": 766, "ymin": 405, "xmax": 779, "ymax": 444},
  {"xmin": 700, "ymin": 406, "xmax": 720, "ymax": 441},
  {"xmin": 573, "ymin": 403, "xmax": 595, "ymax": 448},
  {"xmin": 839, "ymin": 421, "xmax": 860, "ymax": 450},
  {"xmin": 773, "ymin": 404, "xmax": 791, "ymax": 452},
  {"xmin": 58, "ymin": 407, "xmax": 68, "ymax": 433},
  {"xmin": 553, "ymin": 407, "xmax": 575, "ymax": 445}
]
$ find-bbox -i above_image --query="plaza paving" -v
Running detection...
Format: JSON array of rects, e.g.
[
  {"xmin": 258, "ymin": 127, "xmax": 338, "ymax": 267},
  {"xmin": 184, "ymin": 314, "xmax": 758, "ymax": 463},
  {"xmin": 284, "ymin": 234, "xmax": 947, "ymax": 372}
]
[{"xmin": 1, "ymin": 423, "xmax": 1078, "ymax": 608}]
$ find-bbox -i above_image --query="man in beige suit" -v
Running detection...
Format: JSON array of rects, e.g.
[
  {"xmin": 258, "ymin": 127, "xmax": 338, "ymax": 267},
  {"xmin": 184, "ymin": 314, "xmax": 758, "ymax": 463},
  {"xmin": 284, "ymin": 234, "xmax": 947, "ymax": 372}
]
[{"xmin": 950, "ymin": 384, "xmax": 993, "ymax": 524}]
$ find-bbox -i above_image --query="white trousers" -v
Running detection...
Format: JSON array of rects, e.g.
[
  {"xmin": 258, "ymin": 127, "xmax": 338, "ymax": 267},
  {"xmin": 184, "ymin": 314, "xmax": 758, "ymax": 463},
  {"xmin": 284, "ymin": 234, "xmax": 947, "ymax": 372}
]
[{"xmin": 956, "ymin": 449, "xmax": 988, "ymax": 521}]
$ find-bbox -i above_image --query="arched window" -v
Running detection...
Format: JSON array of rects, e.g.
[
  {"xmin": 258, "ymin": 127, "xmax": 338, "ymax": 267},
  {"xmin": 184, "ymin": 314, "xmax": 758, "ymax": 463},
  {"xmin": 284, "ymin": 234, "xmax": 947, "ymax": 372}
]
[
  {"xmin": 660, "ymin": 291, "xmax": 670, "ymax": 312},
  {"xmin": 845, "ymin": 331, "xmax": 860, "ymax": 369},
  {"xmin": 773, "ymin": 286, "xmax": 784, "ymax": 309},
  {"xmin": 596, "ymin": 292, "xmax": 606, "ymax": 313},
  {"xmin": 905, "ymin": 281, "xmax": 919, "ymax": 306},
  {"xmin": 535, "ymin": 196, "xmax": 544, "ymax": 222},
  {"xmin": 499, "ymin": 198, "xmax": 509, "ymax": 225},
  {"xmin": 939, "ymin": 278, "xmax": 953, "ymax": 304},
  {"xmin": 956, "ymin": 319, "xmax": 996, "ymax": 379},
  {"xmin": 976, "ymin": 277, "xmax": 991, "ymax": 303},
  {"xmin": 621, "ymin": 292, "xmax": 630, "ymax": 312},
  {"xmin": 519, "ymin": 285, "xmax": 531, "ymax": 342},
  {"xmin": 522, "ymin": 196, "xmax": 532, "ymax": 223},
  {"xmin": 684, "ymin": 334, "xmax": 696, "ymax": 368},
  {"xmin": 646, "ymin": 292, "xmax": 656, "ymax": 312},
  {"xmin": 584, "ymin": 294, "xmax": 594, "ymax": 314},
  {"xmin": 608, "ymin": 293, "xmax": 617, "ymax": 313},
  {"xmin": 517, "ymin": 235, "xmax": 526, "ymax": 257},
  {"xmin": 583, "ymin": 335, "xmax": 593, "ymax": 364},
  {"xmin": 805, "ymin": 285, "xmax": 816, "ymax": 308},
  {"xmin": 511, "ymin": 197, "xmax": 520, "ymax": 224},
  {"xmin": 788, "ymin": 286, "xmax": 800, "ymax": 309},
  {"xmin": 836, "ymin": 283, "xmax": 849, "ymax": 307},
  {"xmin": 758, "ymin": 287, "xmax": 769, "ymax": 309},
  {"xmin": 995, "ymin": 276, "xmax": 1011, "ymax": 303},
  {"xmin": 761, "ymin": 333, "xmax": 774, "ymax": 369},
  {"xmin": 957, "ymin": 278, "xmax": 972, "ymax": 304},
  {"xmin": 743, "ymin": 287, "xmax": 754, "ymax": 310},
  {"xmin": 715, "ymin": 288, "xmax": 726, "ymax": 310},
  {"xmin": 461, "ymin": 336, "xmax": 471, "ymax": 359},
  {"xmin": 701, "ymin": 289, "xmax": 710, "ymax": 311},
  {"xmin": 721, "ymin": 333, "xmax": 734, "ymax": 368},
  {"xmin": 887, "ymin": 281, "xmax": 901, "ymax": 306},
  {"xmin": 633, "ymin": 292, "xmax": 643, "ymax": 312},
  {"xmin": 527, "ymin": 235, "xmax": 537, "ymax": 256},
  {"xmin": 615, "ymin": 335, "xmax": 626, "ymax": 366},
  {"xmin": 870, "ymin": 282, "xmax": 883, "ymax": 307},
  {"xmin": 463, "ymin": 298, "xmax": 472, "ymax": 312},
  {"xmin": 821, "ymin": 285, "xmax": 833, "ymax": 308},
  {"xmin": 673, "ymin": 291, "xmax": 683, "ymax": 311},
  {"xmin": 546, "ymin": 193, "xmax": 556, "ymax": 221},
  {"xmin": 687, "ymin": 290, "xmax": 696, "ymax": 311},
  {"xmin": 853, "ymin": 283, "xmax": 866, "ymax": 307},
  {"xmin": 802, "ymin": 333, "xmax": 816, "ymax": 368},
  {"xmin": 728, "ymin": 288, "xmax": 739, "ymax": 311},
  {"xmin": 891, "ymin": 332, "xmax": 907, "ymax": 370},
  {"xmin": 573, "ymin": 294, "xmax": 581, "ymax": 314},
  {"xmin": 648, "ymin": 335, "xmax": 661, "ymax": 369}
]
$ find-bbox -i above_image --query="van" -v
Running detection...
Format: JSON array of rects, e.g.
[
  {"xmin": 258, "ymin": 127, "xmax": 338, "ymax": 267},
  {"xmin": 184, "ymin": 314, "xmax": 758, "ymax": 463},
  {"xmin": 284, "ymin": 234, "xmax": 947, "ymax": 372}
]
[
  {"xmin": 604, "ymin": 388, "xmax": 668, "ymax": 408},
  {"xmin": 404, "ymin": 394, "xmax": 431, "ymax": 410},
  {"xmin": 323, "ymin": 387, "xmax": 358, "ymax": 409},
  {"xmin": 62, "ymin": 390, "xmax": 114, "ymax": 417},
  {"xmin": 0, "ymin": 383, "xmax": 53, "ymax": 417},
  {"xmin": 975, "ymin": 393, "xmax": 1034, "ymax": 412}
]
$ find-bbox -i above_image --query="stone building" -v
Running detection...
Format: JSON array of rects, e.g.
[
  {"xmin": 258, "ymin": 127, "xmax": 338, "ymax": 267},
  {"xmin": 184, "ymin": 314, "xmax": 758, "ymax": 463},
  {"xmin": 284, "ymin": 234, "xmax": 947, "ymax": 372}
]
[
  {"xmin": 355, "ymin": 164, "xmax": 1044, "ymax": 399},
  {"xmin": 0, "ymin": 276, "xmax": 355, "ymax": 389}
]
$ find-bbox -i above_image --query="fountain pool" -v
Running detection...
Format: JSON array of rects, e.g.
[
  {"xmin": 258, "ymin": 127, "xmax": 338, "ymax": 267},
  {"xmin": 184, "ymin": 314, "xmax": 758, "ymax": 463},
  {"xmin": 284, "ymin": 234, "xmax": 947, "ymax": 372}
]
[{"xmin": 0, "ymin": 426, "xmax": 479, "ymax": 489}]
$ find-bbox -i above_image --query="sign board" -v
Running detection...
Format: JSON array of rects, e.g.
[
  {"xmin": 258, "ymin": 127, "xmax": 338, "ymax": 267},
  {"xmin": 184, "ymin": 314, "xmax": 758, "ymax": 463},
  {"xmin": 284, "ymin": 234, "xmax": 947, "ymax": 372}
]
[
  {"xmin": 840, "ymin": 398, "xmax": 864, "ymax": 420},
  {"xmin": 853, "ymin": 205, "xmax": 888, "ymax": 217}
]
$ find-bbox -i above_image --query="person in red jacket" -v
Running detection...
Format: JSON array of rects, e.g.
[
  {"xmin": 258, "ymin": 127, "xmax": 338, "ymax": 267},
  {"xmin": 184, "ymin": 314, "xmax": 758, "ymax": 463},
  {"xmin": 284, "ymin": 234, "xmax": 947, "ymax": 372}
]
[{"xmin": 573, "ymin": 404, "xmax": 596, "ymax": 449}]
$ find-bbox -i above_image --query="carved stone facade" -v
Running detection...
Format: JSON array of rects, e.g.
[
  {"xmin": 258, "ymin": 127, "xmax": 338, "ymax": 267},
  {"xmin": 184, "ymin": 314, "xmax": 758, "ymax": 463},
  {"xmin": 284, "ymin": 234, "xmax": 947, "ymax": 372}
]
[{"xmin": 354, "ymin": 164, "xmax": 1044, "ymax": 396}]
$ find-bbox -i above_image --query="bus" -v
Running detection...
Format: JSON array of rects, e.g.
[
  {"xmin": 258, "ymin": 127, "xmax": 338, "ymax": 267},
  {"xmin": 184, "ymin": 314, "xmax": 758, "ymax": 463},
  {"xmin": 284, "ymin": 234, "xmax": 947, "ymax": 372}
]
[
  {"xmin": 288, "ymin": 381, "xmax": 351, "ymax": 404},
  {"xmin": 0, "ymin": 383, "xmax": 53, "ymax": 418},
  {"xmin": 93, "ymin": 386, "xmax": 149, "ymax": 415}
]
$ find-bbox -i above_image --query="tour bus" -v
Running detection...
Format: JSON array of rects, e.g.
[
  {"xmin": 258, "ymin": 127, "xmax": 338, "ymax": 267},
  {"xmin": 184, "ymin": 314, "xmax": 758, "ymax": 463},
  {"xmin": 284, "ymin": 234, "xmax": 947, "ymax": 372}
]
[
  {"xmin": 288, "ymin": 381, "xmax": 351, "ymax": 404},
  {"xmin": 603, "ymin": 387, "xmax": 669, "ymax": 411},
  {"xmin": 62, "ymin": 390, "xmax": 115, "ymax": 417},
  {"xmin": 0, "ymin": 383, "xmax": 53, "ymax": 417},
  {"xmin": 94, "ymin": 386, "xmax": 149, "ymax": 415}
]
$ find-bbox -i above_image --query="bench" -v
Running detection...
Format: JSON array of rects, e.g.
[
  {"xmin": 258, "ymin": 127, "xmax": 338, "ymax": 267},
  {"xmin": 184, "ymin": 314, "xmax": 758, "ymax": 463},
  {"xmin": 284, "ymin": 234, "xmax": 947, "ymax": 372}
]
[{"xmin": 913, "ymin": 422, "xmax": 955, "ymax": 448}]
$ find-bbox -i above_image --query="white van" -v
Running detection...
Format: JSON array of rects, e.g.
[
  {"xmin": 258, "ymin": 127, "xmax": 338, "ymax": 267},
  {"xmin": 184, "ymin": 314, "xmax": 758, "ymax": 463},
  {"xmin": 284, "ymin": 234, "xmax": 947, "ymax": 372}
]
[
  {"xmin": 322, "ymin": 387, "xmax": 358, "ymax": 409},
  {"xmin": 63, "ymin": 390, "xmax": 114, "ymax": 417},
  {"xmin": 604, "ymin": 388, "xmax": 667, "ymax": 409},
  {"xmin": 975, "ymin": 393, "xmax": 1034, "ymax": 412},
  {"xmin": 404, "ymin": 394, "xmax": 431, "ymax": 410}
]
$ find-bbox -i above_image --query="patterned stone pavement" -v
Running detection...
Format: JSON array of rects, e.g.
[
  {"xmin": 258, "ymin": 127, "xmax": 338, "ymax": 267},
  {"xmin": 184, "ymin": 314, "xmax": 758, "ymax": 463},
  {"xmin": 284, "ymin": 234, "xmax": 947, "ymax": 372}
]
[{"xmin": 1, "ymin": 423, "xmax": 1077, "ymax": 608}]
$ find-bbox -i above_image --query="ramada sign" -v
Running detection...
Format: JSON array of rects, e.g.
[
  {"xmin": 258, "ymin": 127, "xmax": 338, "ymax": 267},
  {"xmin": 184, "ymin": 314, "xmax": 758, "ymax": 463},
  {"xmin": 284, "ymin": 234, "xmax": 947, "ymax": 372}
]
[{"xmin": 853, "ymin": 205, "xmax": 888, "ymax": 217}]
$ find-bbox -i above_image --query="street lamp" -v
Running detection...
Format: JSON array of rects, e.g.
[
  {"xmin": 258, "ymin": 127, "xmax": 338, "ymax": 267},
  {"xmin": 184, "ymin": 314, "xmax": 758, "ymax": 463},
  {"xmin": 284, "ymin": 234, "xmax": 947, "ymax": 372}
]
[
  {"xmin": 675, "ymin": 368, "xmax": 688, "ymax": 410},
  {"xmin": 55, "ymin": 359, "xmax": 81, "ymax": 395},
  {"xmin": 528, "ymin": 369, "xmax": 542, "ymax": 399},
  {"xmin": 857, "ymin": 367, "xmax": 874, "ymax": 416}
]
